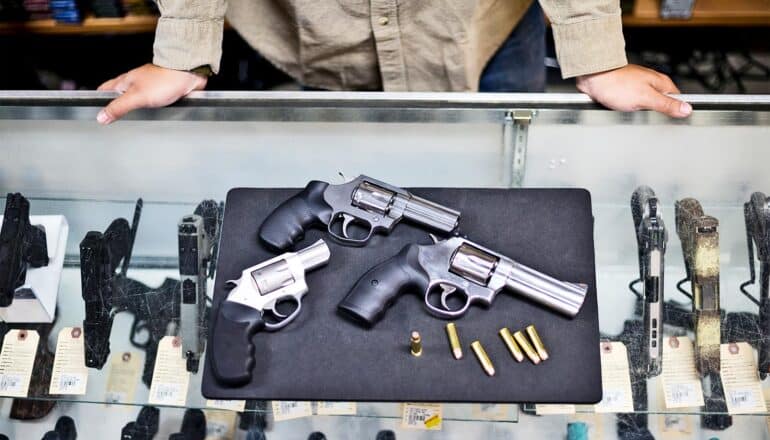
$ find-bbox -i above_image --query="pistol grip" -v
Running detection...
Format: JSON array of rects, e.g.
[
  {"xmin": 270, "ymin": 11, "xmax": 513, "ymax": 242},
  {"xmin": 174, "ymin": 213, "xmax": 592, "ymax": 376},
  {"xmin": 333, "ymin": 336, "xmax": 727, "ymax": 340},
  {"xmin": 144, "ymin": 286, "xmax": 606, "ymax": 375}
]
[
  {"xmin": 258, "ymin": 181, "xmax": 332, "ymax": 252},
  {"xmin": 338, "ymin": 244, "xmax": 429, "ymax": 326},
  {"xmin": 211, "ymin": 300, "xmax": 265, "ymax": 386},
  {"xmin": 25, "ymin": 224, "xmax": 49, "ymax": 268},
  {"xmin": 759, "ymin": 298, "xmax": 770, "ymax": 379}
]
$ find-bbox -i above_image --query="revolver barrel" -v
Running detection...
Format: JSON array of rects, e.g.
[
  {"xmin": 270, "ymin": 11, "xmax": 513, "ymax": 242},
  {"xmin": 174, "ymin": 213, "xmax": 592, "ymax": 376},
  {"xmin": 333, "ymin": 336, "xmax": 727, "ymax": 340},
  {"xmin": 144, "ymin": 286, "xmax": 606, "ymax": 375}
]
[
  {"xmin": 503, "ymin": 260, "xmax": 588, "ymax": 317},
  {"xmin": 450, "ymin": 241, "xmax": 587, "ymax": 317},
  {"xmin": 396, "ymin": 194, "xmax": 460, "ymax": 233},
  {"xmin": 296, "ymin": 239, "xmax": 333, "ymax": 271}
]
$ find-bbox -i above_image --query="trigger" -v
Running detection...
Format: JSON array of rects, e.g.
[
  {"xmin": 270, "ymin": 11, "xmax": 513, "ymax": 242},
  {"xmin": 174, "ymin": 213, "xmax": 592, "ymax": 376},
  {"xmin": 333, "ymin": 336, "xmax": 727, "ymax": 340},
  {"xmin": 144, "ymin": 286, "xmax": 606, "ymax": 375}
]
[
  {"xmin": 225, "ymin": 279, "xmax": 239, "ymax": 289},
  {"xmin": 439, "ymin": 284, "xmax": 457, "ymax": 310},
  {"xmin": 341, "ymin": 213, "xmax": 355, "ymax": 239},
  {"xmin": 271, "ymin": 307, "xmax": 287, "ymax": 319}
]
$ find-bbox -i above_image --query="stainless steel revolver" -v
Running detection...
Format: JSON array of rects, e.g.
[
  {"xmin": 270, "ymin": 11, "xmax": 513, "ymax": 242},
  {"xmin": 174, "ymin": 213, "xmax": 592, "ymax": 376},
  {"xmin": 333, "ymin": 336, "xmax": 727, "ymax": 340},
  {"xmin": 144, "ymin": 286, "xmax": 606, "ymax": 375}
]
[
  {"xmin": 258, "ymin": 175, "xmax": 460, "ymax": 250},
  {"xmin": 209, "ymin": 239, "xmax": 330, "ymax": 385},
  {"xmin": 339, "ymin": 235, "xmax": 588, "ymax": 326}
]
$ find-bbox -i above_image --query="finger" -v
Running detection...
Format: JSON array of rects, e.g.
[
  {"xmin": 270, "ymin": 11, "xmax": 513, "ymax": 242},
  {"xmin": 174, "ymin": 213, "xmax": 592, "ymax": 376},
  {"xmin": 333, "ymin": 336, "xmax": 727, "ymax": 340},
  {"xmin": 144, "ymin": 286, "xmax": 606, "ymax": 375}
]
[
  {"xmin": 97, "ymin": 89, "xmax": 146, "ymax": 124},
  {"xmin": 640, "ymin": 87, "xmax": 692, "ymax": 118}
]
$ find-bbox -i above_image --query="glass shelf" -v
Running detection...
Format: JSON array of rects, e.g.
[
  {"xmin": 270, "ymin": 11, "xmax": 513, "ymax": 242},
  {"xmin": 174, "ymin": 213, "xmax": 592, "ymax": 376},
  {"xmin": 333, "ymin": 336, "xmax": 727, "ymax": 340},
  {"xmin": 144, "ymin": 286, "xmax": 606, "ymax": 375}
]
[{"xmin": 1, "ymin": 91, "xmax": 770, "ymax": 439}]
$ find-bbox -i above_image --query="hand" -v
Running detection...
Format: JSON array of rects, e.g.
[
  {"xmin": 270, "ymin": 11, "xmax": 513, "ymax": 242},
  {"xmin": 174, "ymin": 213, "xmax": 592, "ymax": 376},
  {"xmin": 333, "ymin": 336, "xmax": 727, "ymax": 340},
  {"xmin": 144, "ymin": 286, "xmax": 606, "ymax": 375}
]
[
  {"xmin": 576, "ymin": 64, "xmax": 692, "ymax": 118},
  {"xmin": 96, "ymin": 64, "xmax": 208, "ymax": 124}
]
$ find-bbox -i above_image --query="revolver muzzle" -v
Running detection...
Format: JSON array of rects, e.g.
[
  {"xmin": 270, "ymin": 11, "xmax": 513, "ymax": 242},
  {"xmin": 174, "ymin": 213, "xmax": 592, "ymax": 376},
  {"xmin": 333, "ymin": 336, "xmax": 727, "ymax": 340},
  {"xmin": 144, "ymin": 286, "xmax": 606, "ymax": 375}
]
[
  {"xmin": 398, "ymin": 195, "xmax": 460, "ymax": 233},
  {"xmin": 504, "ymin": 262, "xmax": 588, "ymax": 317},
  {"xmin": 295, "ymin": 239, "xmax": 331, "ymax": 271}
]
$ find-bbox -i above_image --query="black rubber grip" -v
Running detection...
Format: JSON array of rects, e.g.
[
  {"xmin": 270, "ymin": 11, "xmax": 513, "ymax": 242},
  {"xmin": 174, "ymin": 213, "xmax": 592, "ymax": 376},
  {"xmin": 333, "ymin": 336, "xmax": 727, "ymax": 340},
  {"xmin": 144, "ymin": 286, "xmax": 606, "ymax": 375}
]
[
  {"xmin": 338, "ymin": 244, "xmax": 429, "ymax": 326},
  {"xmin": 258, "ymin": 181, "xmax": 332, "ymax": 252},
  {"xmin": 210, "ymin": 300, "xmax": 265, "ymax": 386}
]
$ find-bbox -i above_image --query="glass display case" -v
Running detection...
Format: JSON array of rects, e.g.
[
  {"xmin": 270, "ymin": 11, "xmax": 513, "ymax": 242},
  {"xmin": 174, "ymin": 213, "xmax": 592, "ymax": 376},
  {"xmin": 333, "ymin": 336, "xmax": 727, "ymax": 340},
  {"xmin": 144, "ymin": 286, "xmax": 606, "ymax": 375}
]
[{"xmin": 0, "ymin": 91, "xmax": 769, "ymax": 439}]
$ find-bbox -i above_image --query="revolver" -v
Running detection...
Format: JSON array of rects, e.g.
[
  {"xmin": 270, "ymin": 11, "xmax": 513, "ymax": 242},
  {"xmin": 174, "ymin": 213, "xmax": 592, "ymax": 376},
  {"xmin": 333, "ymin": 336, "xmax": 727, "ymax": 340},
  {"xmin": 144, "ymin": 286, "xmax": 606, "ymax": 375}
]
[
  {"xmin": 675, "ymin": 197, "xmax": 721, "ymax": 376},
  {"xmin": 339, "ymin": 235, "xmax": 588, "ymax": 326},
  {"xmin": 0, "ymin": 193, "xmax": 49, "ymax": 307},
  {"xmin": 210, "ymin": 239, "xmax": 330, "ymax": 385},
  {"xmin": 739, "ymin": 191, "xmax": 770, "ymax": 379},
  {"xmin": 629, "ymin": 186, "xmax": 667, "ymax": 377},
  {"xmin": 178, "ymin": 200, "xmax": 223, "ymax": 373},
  {"xmin": 258, "ymin": 175, "xmax": 460, "ymax": 250}
]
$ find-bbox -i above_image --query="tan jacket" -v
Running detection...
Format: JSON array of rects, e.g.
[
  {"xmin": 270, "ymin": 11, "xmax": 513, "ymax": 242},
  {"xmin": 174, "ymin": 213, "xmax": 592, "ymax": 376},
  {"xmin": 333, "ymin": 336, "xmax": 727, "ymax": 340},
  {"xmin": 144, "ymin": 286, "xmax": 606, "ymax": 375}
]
[{"xmin": 152, "ymin": 0, "xmax": 628, "ymax": 91}]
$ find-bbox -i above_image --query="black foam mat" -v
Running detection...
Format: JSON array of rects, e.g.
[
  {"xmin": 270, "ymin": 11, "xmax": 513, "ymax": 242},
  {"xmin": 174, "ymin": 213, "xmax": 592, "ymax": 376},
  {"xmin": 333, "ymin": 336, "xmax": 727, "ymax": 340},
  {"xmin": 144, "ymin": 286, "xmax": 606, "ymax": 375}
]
[{"xmin": 202, "ymin": 187, "xmax": 601, "ymax": 403}]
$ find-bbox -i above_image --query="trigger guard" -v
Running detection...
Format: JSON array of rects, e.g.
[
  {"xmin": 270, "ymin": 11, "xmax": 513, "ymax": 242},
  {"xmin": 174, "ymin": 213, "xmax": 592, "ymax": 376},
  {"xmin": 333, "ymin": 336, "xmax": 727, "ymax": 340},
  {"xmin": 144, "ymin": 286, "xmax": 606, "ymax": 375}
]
[
  {"xmin": 424, "ymin": 284, "xmax": 470, "ymax": 319},
  {"xmin": 264, "ymin": 299, "xmax": 302, "ymax": 331},
  {"xmin": 327, "ymin": 213, "xmax": 375, "ymax": 246}
]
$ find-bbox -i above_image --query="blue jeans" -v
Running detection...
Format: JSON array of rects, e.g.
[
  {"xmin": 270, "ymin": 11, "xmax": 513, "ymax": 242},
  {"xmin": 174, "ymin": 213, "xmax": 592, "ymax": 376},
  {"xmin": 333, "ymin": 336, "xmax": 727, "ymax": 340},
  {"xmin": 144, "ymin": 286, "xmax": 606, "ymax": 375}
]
[{"xmin": 478, "ymin": 1, "xmax": 546, "ymax": 92}]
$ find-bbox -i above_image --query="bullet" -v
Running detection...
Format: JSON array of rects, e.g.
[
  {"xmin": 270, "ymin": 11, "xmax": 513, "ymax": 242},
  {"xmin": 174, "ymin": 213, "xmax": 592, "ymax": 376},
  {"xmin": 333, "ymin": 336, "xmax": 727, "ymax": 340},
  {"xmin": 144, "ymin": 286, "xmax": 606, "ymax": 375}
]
[
  {"xmin": 471, "ymin": 340, "xmax": 495, "ymax": 376},
  {"xmin": 526, "ymin": 324, "xmax": 549, "ymax": 361},
  {"xmin": 410, "ymin": 331, "xmax": 423, "ymax": 357},
  {"xmin": 446, "ymin": 323, "xmax": 463, "ymax": 359},
  {"xmin": 499, "ymin": 328, "xmax": 524, "ymax": 362},
  {"xmin": 513, "ymin": 330, "xmax": 541, "ymax": 364}
]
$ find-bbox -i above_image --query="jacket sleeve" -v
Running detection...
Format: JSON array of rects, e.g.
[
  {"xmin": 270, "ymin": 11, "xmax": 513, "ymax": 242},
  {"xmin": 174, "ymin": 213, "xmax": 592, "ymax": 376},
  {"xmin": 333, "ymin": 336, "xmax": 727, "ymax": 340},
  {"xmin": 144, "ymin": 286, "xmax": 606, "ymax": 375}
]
[
  {"xmin": 152, "ymin": 0, "xmax": 227, "ymax": 74},
  {"xmin": 537, "ymin": 0, "xmax": 628, "ymax": 78}
]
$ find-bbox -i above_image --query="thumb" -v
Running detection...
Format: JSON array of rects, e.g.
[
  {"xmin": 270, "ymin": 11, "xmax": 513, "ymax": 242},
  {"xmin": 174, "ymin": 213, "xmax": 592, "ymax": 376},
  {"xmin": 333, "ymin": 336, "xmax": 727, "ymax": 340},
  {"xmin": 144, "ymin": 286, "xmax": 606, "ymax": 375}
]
[
  {"xmin": 97, "ymin": 90, "xmax": 145, "ymax": 125},
  {"xmin": 642, "ymin": 89, "xmax": 692, "ymax": 118}
]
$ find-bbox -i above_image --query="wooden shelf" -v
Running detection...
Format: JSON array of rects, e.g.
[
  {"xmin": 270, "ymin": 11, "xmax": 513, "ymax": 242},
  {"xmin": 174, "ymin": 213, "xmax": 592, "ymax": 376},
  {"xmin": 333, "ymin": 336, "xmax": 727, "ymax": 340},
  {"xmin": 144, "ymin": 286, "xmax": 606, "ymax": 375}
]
[
  {"xmin": 0, "ymin": 15, "xmax": 157, "ymax": 35},
  {"xmin": 624, "ymin": 0, "xmax": 770, "ymax": 27}
]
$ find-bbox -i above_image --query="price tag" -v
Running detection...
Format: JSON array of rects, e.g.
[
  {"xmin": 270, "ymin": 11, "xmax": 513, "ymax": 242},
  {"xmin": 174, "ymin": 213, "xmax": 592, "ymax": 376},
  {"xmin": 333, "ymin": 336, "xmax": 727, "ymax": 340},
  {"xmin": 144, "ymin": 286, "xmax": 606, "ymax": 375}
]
[
  {"xmin": 204, "ymin": 410, "xmax": 237, "ymax": 440},
  {"xmin": 661, "ymin": 336, "xmax": 704, "ymax": 408},
  {"xmin": 315, "ymin": 402, "xmax": 357, "ymax": 415},
  {"xmin": 535, "ymin": 404, "xmax": 576, "ymax": 415},
  {"xmin": 271, "ymin": 401, "xmax": 312, "ymax": 421},
  {"xmin": 207, "ymin": 399, "xmax": 246, "ymax": 412},
  {"xmin": 594, "ymin": 342, "xmax": 634, "ymax": 413},
  {"xmin": 148, "ymin": 336, "xmax": 190, "ymax": 407},
  {"xmin": 470, "ymin": 404, "xmax": 514, "ymax": 421},
  {"xmin": 49, "ymin": 327, "xmax": 89, "ymax": 395},
  {"xmin": 0, "ymin": 329, "xmax": 39, "ymax": 398},
  {"xmin": 104, "ymin": 351, "xmax": 141, "ymax": 404},
  {"xmin": 720, "ymin": 342, "xmax": 767, "ymax": 414},
  {"xmin": 401, "ymin": 403, "xmax": 443, "ymax": 430}
]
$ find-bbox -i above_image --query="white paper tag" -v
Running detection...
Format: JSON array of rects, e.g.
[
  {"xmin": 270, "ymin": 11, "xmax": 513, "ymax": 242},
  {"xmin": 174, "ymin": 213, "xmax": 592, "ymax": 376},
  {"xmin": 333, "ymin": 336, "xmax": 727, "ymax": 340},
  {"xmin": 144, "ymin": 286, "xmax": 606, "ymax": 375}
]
[
  {"xmin": 204, "ymin": 410, "xmax": 238, "ymax": 440},
  {"xmin": 535, "ymin": 404, "xmax": 576, "ymax": 415},
  {"xmin": 49, "ymin": 327, "xmax": 89, "ymax": 395},
  {"xmin": 661, "ymin": 336, "xmax": 704, "ymax": 408},
  {"xmin": 315, "ymin": 402, "xmax": 357, "ymax": 415},
  {"xmin": 207, "ymin": 399, "xmax": 246, "ymax": 412},
  {"xmin": 720, "ymin": 342, "xmax": 767, "ymax": 414},
  {"xmin": 148, "ymin": 336, "xmax": 190, "ymax": 407},
  {"xmin": 272, "ymin": 401, "xmax": 313, "ymax": 421},
  {"xmin": 105, "ymin": 351, "xmax": 141, "ymax": 404},
  {"xmin": 0, "ymin": 329, "xmax": 39, "ymax": 398},
  {"xmin": 401, "ymin": 403, "xmax": 442, "ymax": 430},
  {"xmin": 594, "ymin": 342, "xmax": 634, "ymax": 413}
]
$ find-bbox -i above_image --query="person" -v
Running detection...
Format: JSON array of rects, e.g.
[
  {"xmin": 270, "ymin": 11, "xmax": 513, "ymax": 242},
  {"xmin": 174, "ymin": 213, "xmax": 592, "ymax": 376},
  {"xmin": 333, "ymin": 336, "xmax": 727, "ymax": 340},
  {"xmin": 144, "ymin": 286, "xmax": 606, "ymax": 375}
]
[{"xmin": 96, "ymin": 0, "xmax": 692, "ymax": 124}]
